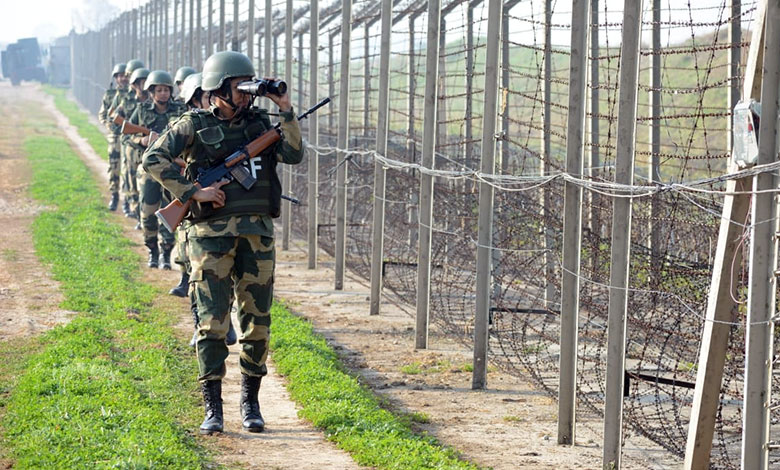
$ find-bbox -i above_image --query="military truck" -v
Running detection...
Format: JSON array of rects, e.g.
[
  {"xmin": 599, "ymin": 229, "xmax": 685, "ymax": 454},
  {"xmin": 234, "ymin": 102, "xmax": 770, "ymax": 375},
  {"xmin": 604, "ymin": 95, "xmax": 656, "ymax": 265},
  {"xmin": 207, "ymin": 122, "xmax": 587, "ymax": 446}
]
[{"xmin": 1, "ymin": 38, "xmax": 47, "ymax": 86}]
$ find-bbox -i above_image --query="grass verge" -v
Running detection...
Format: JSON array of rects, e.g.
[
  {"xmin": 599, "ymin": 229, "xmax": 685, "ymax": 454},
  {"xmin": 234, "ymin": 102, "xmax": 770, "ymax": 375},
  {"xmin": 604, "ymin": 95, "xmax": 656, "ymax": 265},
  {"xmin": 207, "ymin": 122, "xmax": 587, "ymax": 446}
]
[
  {"xmin": 270, "ymin": 303, "xmax": 483, "ymax": 470},
  {"xmin": 42, "ymin": 85, "xmax": 108, "ymax": 159},
  {"xmin": 0, "ymin": 132, "xmax": 207, "ymax": 468}
]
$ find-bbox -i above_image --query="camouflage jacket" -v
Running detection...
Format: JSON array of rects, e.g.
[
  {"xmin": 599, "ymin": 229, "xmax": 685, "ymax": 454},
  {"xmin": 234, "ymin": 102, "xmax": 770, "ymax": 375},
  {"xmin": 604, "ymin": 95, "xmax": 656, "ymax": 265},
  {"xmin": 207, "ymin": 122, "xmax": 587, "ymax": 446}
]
[
  {"xmin": 143, "ymin": 106, "xmax": 303, "ymax": 236},
  {"xmin": 98, "ymin": 86, "xmax": 127, "ymax": 135},
  {"xmin": 125, "ymin": 100, "xmax": 185, "ymax": 149}
]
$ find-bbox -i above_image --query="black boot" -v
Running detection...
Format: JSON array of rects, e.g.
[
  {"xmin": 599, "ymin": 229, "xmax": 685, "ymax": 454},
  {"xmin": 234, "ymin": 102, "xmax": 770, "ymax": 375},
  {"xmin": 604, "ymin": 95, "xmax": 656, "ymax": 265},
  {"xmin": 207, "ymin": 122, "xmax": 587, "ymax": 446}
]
[
  {"xmin": 160, "ymin": 244, "xmax": 173, "ymax": 270},
  {"xmin": 122, "ymin": 199, "xmax": 132, "ymax": 217},
  {"xmin": 240, "ymin": 374, "xmax": 264, "ymax": 432},
  {"xmin": 108, "ymin": 192, "xmax": 119, "ymax": 211},
  {"xmin": 145, "ymin": 239, "xmax": 159, "ymax": 268},
  {"xmin": 169, "ymin": 272, "xmax": 190, "ymax": 297},
  {"xmin": 199, "ymin": 380, "xmax": 223, "ymax": 435}
]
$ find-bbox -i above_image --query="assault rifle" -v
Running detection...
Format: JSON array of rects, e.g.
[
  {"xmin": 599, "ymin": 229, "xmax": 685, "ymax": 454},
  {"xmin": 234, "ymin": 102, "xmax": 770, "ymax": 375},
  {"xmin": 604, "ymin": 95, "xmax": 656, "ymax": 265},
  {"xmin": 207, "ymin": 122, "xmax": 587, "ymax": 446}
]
[
  {"xmin": 156, "ymin": 97, "xmax": 331, "ymax": 232},
  {"xmin": 112, "ymin": 114, "xmax": 152, "ymax": 136}
]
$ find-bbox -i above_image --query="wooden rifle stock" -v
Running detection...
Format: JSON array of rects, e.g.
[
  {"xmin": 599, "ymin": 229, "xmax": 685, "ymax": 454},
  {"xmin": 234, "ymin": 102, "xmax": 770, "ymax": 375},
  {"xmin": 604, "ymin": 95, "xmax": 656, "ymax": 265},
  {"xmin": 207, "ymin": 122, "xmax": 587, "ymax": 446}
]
[
  {"xmin": 121, "ymin": 120, "xmax": 151, "ymax": 136},
  {"xmin": 156, "ymin": 128, "xmax": 282, "ymax": 232}
]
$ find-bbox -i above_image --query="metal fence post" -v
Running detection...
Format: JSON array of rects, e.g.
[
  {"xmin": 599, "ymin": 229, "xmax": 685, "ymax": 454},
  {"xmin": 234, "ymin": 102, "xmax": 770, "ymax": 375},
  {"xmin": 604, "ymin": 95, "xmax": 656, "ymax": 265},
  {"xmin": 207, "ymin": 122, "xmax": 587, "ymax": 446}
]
[
  {"xmin": 649, "ymin": 0, "xmax": 661, "ymax": 265},
  {"xmin": 558, "ymin": 0, "xmax": 590, "ymax": 446},
  {"xmin": 308, "ymin": 0, "xmax": 319, "ymax": 270},
  {"xmin": 220, "ymin": 0, "xmax": 226, "ymax": 50},
  {"xmin": 208, "ymin": 0, "xmax": 214, "ymax": 56},
  {"xmin": 282, "ymin": 0, "xmax": 293, "ymax": 251},
  {"xmin": 248, "ymin": 0, "xmax": 255, "ymax": 62},
  {"xmin": 189, "ymin": 0, "xmax": 195, "ymax": 63},
  {"xmin": 369, "ymin": 0, "xmax": 393, "ymax": 316},
  {"xmin": 407, "ymin": 14, "xmax": 418, "ymax": 249},
  {"xmin": 265, "ymin": 0, "xmax": 272, "ymax": 76},
  {"xmin": 742, "ymin": 3, "xmax": 780, "ymax": 468},
  {"xmin": 335, "ymin": 0, "xmax": 352, "ymax": 290},
  {"xmin": 472, "ymin": 0, "xmax": 502, "ymax": 390},
  {"xmin": 196, "ymin": 0, "xmax": 203, "ymax": 66},
  {"xmin": 363, "ymin": 22, "xmax": 371, "ymax": 137},
  {"xmin": 415, "ymin": 0, "xmax": 441, "ymax": 349},
  {"xmin": 590, "ymin": 0, "xmax": 600, "ymax": 260},
  {"xmin": 602, "ymin": 1, "xmax": 643, "ymax": 467}
]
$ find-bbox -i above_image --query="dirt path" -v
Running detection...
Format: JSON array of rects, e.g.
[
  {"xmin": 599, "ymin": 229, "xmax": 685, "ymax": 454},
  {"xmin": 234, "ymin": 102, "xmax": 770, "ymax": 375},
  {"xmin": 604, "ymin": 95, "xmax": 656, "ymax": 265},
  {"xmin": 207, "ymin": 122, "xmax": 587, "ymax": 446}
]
[
  {"xmin": 0, "ymin": 83, "xmax": 74, "ymax": 342},
  {"xmin": 35, "ymin": 84, "xmax": 364, "ymax": 470}
]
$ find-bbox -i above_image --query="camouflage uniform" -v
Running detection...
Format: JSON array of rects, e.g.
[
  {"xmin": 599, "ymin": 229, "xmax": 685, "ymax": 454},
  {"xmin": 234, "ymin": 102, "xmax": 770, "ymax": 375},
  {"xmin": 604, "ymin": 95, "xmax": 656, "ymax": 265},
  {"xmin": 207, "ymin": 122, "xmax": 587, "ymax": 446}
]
[
  {"xmin": 98, "ymin": 86, "xmax": 126, "ymax": 194},
  {"xmin": 127, "ymin": 100, "xmax": 184, "ymax": 259},
  {"xmin": 143, "ymin": 106, "xmax": 302, "ymax": 381},
  {"xmin": 114, "ymin": 89, "xmax": 147, "ymax": 216}
]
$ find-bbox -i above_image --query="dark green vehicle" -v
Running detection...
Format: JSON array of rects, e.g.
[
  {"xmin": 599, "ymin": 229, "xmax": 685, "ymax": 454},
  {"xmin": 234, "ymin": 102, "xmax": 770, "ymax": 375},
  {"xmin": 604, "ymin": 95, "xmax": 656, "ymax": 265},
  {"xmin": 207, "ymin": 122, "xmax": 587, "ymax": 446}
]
[{"xmin": 2, "ymin": 37, "xmax": 47, "ymax": 86}]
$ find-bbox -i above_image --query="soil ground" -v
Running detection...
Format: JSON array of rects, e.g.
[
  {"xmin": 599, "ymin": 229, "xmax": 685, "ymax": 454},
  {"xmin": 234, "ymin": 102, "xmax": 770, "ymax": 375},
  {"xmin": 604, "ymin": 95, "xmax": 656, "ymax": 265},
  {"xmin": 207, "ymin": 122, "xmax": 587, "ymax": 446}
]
[{"xmin": 0, "ymin": 80, "xmax": 681, "ymax": 469}]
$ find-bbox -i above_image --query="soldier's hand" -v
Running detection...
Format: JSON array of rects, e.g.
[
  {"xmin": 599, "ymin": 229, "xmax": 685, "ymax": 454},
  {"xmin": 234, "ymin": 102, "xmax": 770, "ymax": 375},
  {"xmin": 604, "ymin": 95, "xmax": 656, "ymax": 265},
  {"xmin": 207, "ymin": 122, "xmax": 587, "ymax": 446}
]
[
  {"xmin": 264, "ymin": 81, "xmax": 292, "ymax": 112},
  {"xmin": 149, "ymin": 131, "xmax": 160, "ymax": 145},
  {"xmin": 192, "ymin": 179, "xmax": 230, "ymax": 208}
]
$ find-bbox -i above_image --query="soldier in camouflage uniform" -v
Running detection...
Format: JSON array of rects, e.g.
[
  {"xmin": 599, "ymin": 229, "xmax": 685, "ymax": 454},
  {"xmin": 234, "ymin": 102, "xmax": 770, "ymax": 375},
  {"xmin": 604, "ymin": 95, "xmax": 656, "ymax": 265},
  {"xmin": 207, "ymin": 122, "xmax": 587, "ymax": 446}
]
[
  {"xmin": 112, "ymin": 59, "xmax": 145, "ymax": 217},
  {"xmin": 98, "ymin": 63, "xmax": 129, "ymax": 211},
  {"xmin": 117, "ymin": 67, "xmax": 151, "ymax": 229},
  {"xmin": 143, "ymin": 51, "xmax": 302, "ymax": 435},
  {"xmin": 173, "ymin": 66, "xmax": 196, "ymax": 104},
  {"xmin": 126, "ymin": 70, "xmax": 184, "ymax": 268}
]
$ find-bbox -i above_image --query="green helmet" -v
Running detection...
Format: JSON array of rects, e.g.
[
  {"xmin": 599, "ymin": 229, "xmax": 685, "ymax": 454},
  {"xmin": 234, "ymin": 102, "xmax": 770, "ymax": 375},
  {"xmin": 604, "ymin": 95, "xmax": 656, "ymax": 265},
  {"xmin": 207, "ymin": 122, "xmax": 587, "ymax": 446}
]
[
  {"xmin": 129, "ymin": 67, "xmax": 150, "ymax": 85},
  {"xmin": 201, "ymin": 51, "xmax": 255, "ymax": 92},
  {"xmin": 144, "ymin": 70, "xmax": 174, "ymax": 91},
  {"xmin": 180, "ymin": 72, "xmax": 203, "ymax": 105},
  {"xmin": 174, "ymin": 66, "xmax": 197, "ymax": 84},
  {"xmin": 126, "ymin": 59, "xmax": 145, "ymax": 75},
  {"xmin": 112, "ymin": 63, "xmax": 127, "ymax": 76}
]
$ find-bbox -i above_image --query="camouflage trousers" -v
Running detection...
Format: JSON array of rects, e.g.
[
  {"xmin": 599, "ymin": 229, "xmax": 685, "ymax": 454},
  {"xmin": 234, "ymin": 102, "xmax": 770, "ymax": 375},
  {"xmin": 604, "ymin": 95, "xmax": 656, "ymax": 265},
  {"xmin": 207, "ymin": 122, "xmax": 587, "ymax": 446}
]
[
  {"xmin": 119, "ymin": 144, "xmax": 132, "ymax": 199},
  {"xmin": 137, "ymin": 165, "xmax": 174, "ymax": 247},
  {"xmin": 107, "ymin": 136, "xmax": 121, "ymax": 194},
  {"xmin": 174, "ymin": 221, "xmax": 192, "ymax": 274},
  {"xmin": 190, "ymin": 233, "xmax": 274, "ymax": 381},
  {"xmin": 122, "ymin": 145, "xmax": 141, "ymax": 213}
]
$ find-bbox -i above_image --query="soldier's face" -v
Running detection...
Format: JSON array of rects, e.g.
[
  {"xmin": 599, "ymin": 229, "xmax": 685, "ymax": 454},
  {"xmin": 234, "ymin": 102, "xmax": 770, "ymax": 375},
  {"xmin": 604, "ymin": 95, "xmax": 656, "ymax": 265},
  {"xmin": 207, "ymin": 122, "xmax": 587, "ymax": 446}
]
[
  {"xmin": 198, "ymin": 91, "xmax": 210, "ymax": 110},
  {"xmin": 153, "ymin": 85, "xmax": 171, "ymax": 105},
  {"xmin": 116, "ymin": 73, "xmax": 129, "ymax": 87},
  {"xmin": 132, "ymin": 79, "xmax": 145, "ymax": 94},
  {"xmin": 228, "ymin": 77, "xmax": 251, "ymax": 109}
]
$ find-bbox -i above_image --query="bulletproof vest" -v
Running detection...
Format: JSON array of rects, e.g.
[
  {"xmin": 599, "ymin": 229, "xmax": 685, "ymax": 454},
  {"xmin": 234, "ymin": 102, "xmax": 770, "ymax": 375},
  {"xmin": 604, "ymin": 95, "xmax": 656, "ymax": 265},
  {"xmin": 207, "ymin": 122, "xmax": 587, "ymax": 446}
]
[
  {"xmin": 183, "ymin": 108, "xmax": 281, "ymax": 222},
  {"xmin": 136, "ymin": 101, "xmax": 183, "ymax": 134}
]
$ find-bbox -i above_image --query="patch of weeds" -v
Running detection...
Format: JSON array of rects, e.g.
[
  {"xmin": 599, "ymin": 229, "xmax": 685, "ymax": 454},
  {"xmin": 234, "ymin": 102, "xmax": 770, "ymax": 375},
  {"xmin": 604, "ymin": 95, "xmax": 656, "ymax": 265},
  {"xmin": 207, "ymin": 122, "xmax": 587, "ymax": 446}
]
[
  {"xmin": 0, "ymin": 131, "xmax": 209, "ymax": 469},
  {"xmin": 503, "ymin": 415, "xmax": 523, "ymax": 423},
  {"xmin": 408, "ymin": 411, "xmax": 432, "ymax": 424},
  {"xmin": 402, "ymin": 359, "xmax": 452, "ymax": 375},
  {"xmin": 270, "ymin": 302, "xmax": 484, "ymax": 470},
  {"xmin": 401, "ymin": 362, "xmax": 424, "ymax": 375}
]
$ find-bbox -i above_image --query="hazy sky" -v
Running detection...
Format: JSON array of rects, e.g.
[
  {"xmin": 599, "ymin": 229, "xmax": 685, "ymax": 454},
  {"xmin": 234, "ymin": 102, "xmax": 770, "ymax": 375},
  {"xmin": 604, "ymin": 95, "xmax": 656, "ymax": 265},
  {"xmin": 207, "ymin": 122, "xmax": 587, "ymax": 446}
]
[{"xmin": 0, "ymin": 0, "xmax": 126, "ymax": 45}]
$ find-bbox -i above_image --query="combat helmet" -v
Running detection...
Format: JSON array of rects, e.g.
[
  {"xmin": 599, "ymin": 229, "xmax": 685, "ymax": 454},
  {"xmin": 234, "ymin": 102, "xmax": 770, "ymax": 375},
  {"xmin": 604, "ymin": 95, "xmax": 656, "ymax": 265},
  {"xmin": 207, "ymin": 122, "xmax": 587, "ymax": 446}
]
[
  {"xmin": 129, "ymin": 67, "xmax": 150, "ymax": 85},
  {"xmin": 180, "ymin": 72, "xmax": 203, "ymax": 105},
  {"xmin": 112, "ymin": 63, "xmax": 127, "ymax": 76},
  {"xmin": 174, "ymin": 66, "xmax": 197, "ymax": 85},
  {"xmin": 126, "ymin": 59, "xmax": 145, "ymax": 75},
  {"xmin": 201, "ymin": 51, "xmax": 255, "ymax": 92},
  {"xmin": 144, "ymin": 70, "xmax": 175, "ymax": 91}
]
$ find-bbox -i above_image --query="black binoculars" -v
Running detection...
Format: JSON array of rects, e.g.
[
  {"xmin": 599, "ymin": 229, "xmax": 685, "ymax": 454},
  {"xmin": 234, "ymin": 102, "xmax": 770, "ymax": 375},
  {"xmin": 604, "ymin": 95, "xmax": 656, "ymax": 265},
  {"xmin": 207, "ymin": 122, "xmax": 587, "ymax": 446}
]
[{"xmin": 237, "ymin": 78, "xmax": 287, "ymax": 96}]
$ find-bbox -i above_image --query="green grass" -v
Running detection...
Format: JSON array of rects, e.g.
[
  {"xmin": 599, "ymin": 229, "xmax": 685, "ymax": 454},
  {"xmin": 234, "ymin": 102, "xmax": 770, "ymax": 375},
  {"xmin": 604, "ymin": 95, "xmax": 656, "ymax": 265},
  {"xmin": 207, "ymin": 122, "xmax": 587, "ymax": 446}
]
[
  {"xmin": 0, "ymin": 131, "xmax": 208, "ymax": 469},
  {"xmin": 42, "ymin": 85, "xmax": 108, "ymax": 160},
  {"xmin": 270, "ymin": 303, "xmax": 483, "ymax": 470}
]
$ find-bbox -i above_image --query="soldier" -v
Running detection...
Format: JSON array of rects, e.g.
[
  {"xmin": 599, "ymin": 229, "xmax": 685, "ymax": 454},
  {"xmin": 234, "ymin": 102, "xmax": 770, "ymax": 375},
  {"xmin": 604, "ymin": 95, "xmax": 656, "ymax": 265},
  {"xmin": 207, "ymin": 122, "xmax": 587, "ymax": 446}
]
[
  {"xmin": 126, "ymin": 70, "xmax": 184, "ymax": 268},
  {"xmin": 98, "ymin": 62, "xmax": 128, "ymax": 211},
  {"xmin": 113, "ymin": 59, "xmax": 145, "ymax": 217},
  {"xmin": 118, "ymin": 67, "xmax": 151, "ymax": 229},
  {"xmin": 173, "ymin": 65, "xmax": 197, "ymax": 102},
  {"xmin": 143, "ymin": 51, "xmax": 303, "ymax": 435}
]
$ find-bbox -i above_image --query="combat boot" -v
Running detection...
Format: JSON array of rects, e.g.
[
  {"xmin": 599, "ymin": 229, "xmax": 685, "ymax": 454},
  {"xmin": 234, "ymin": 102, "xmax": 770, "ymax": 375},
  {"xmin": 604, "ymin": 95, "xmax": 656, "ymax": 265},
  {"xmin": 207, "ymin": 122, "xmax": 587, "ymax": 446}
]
[
  {"xmin": 199, "ymin": 380, "xmax": 223, "ymax": 435},
  {"xmin": 160, "ymin": 244, "xmax": 173, "ymax": 270},
  {"xmin": 145, "ymin": 238, "xmax": 159, "ymax": 268},
  {"xmin": 169, "ymin": 272, "xmax": 190, "ymax": 297},
  {"xmin": 240, "ymin": 374, "xmax": 264, "ymax": 432},
  {"xmin": 122, "ymin": 199, "xmax": 132, "ymax": 217},
  {"xmin": 108, "ymin": 192, "xmax": 119, "ymax": 211}
]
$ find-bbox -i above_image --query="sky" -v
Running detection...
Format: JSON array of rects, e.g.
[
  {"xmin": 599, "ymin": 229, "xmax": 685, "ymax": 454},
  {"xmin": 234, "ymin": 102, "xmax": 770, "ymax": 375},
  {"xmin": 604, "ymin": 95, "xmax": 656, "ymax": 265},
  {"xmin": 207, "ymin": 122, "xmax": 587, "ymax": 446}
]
[
  {"xmin": 0, "ymin": 0, "xmax": 126, "ymax": 45},
  {"xmin": 0, "ymin": 0, "xmax": 746, "ymax": 49}
]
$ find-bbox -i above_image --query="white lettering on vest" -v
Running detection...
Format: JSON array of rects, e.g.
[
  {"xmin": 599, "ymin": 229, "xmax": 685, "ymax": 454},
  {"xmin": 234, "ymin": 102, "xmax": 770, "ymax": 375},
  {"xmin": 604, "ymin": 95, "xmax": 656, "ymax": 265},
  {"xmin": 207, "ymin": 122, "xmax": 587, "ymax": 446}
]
[{"xmin": 249, "ymin": 157, "xmax": 263, "ymax": 178}]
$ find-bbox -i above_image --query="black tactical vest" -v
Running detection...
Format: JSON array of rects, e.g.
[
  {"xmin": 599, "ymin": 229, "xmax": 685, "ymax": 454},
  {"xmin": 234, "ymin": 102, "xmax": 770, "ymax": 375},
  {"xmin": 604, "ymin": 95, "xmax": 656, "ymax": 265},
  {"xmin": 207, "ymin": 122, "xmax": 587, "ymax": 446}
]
[{"xmin": 183, "ymin": 108, "xmax": 281, "ymax": 222}]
